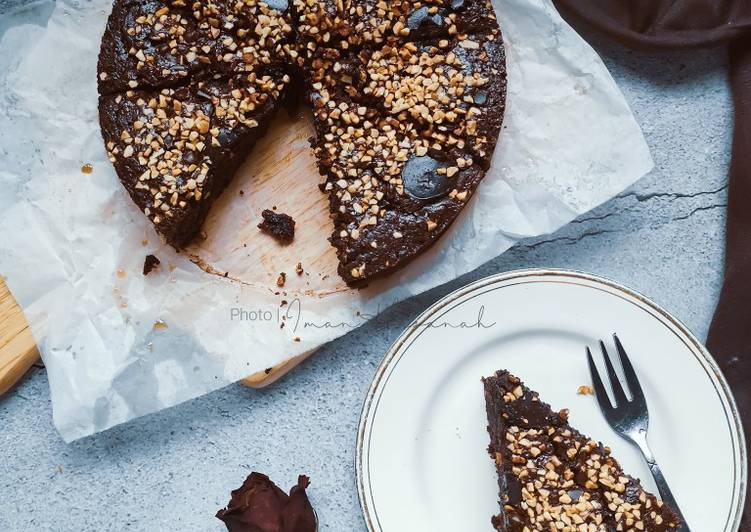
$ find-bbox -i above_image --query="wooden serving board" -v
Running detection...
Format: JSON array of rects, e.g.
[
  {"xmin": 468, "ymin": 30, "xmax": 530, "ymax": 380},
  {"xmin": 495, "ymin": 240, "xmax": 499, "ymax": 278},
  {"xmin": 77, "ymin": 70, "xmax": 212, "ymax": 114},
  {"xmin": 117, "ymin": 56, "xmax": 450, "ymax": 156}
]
[{"xmin": 0, "ymin": 110, "xmax": 355, "ymax": 396}]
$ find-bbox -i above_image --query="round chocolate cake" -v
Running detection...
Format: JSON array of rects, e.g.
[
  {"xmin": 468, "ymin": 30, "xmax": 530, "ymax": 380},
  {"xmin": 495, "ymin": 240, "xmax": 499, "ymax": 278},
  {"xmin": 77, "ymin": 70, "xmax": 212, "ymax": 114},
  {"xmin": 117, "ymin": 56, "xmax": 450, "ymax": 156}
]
[{"xmin": 97, "ymin": 0, "xmax": 507, "ymax": 286}]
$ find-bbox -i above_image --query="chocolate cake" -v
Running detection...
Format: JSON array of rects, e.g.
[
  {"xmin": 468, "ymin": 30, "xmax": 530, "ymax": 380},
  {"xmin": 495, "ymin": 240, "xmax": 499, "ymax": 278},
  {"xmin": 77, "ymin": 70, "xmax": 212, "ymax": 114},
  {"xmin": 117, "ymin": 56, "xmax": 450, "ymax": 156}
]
[
  {"xmin": 483, "ymin": 370, "xmax": 683, "ymax": 531},
  {"xmin": 98, "ymin": 0, "xmax": 507, "ymax": 285}
]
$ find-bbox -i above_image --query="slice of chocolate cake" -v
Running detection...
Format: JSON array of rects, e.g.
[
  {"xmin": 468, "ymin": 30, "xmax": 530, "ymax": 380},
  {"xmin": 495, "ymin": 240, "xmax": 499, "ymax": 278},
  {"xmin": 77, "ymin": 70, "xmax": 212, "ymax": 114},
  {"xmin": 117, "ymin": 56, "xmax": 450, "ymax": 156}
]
[
  {"xmin": 307, "ymin": 30, "xmax": 506, "ymax": 285},
  {"xmin": 100, "ymin": 72, "xmax": 289, "ymax": 247},
  {"xmin": 483, "ymin": 370, "xmax": 683, "ymax": 531}
]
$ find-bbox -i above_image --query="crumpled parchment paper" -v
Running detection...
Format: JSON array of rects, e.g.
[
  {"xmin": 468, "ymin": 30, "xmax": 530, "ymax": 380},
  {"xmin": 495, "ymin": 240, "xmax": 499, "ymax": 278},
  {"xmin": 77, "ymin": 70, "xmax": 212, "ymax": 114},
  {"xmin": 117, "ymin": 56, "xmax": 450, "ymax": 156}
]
[{"xmin": 0, "ymin": 0, "xmax": 653, "ymax": 441}]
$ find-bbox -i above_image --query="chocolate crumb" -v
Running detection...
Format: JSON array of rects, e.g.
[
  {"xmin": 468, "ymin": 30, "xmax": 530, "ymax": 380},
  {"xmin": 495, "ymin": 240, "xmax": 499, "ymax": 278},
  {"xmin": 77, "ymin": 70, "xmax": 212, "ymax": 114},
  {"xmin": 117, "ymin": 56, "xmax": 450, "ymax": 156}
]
[
  {"xmin": 258, "ymin": 210, "xmax": 295, "ymax": 244},
  {"xmin": 143, "ymin": 254, "xmax": 160, "ymax": 275},
  {"xmin": 295, "ymin": 262, "xmax": 304, "ymax": 275},
  {"xmin": 264, "ymin": 367, "xmax": 272, "ymax": 375},
  {"xmin": 293, "ymin": 336, "xmax": 300, "ymax": 342},
  {"xmin": 277, "ymin": 272, "xmax": 286, "ymax": 287}
]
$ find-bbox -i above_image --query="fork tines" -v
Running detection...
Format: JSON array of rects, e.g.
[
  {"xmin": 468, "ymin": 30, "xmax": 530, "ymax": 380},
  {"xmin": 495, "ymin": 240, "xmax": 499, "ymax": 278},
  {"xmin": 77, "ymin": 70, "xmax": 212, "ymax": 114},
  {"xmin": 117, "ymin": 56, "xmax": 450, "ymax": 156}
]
[{"xmin": 586, "ymin": 334, "xmax": 647, "ymax": 413}]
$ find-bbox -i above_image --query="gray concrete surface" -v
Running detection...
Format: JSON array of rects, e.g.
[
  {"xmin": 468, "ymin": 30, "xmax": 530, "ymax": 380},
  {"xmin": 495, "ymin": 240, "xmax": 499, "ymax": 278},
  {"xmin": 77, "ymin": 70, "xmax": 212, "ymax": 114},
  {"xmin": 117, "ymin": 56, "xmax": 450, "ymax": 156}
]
[{"xmin": 0, "ymin": 2, "xmax": 734, "ymax": 530}]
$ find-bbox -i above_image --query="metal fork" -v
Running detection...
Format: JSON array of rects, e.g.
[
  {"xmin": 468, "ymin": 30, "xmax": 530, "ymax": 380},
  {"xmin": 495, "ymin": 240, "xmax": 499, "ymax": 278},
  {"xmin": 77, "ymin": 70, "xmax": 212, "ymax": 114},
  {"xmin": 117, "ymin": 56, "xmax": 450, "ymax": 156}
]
[{"xmin": 586, "ymin": 334, "xmax": 690, "ymax": 530}]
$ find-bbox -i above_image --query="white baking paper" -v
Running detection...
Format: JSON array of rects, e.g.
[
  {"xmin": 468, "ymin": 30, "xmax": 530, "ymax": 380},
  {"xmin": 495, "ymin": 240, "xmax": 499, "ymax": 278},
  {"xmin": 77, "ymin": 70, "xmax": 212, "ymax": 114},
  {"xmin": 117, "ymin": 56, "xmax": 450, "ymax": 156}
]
[{"xmin": 0, "ymin": 0, "xmax": 653, "ymax": 441}]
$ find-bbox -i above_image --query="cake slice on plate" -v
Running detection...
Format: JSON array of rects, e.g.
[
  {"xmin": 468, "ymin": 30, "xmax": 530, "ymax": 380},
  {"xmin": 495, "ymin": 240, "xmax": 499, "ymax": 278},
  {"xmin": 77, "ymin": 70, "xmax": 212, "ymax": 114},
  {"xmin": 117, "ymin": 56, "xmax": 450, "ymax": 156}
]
[{"xmin": 483, "ymin": 370, "xmax": 683, "ymax": 531}]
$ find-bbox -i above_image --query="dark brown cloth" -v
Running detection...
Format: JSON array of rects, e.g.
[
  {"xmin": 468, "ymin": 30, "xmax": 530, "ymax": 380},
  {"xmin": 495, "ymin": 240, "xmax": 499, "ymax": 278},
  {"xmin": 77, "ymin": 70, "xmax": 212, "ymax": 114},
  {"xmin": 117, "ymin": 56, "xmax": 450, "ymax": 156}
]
[{"xmin": 553, "ymin": 0, "xmax": 751, "ymax": 525}]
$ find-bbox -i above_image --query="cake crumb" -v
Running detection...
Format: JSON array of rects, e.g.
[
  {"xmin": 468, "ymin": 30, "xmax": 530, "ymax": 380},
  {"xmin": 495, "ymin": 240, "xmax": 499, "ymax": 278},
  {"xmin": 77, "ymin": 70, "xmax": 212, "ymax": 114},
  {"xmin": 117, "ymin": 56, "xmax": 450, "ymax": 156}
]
[
  {"xmin": 295, "ymin": 262, "xmax": 304, "ymax": 275},
  {"xmin": 276, "ymin": 272, "xmax": 286, "ymax": 287},
  {"xmin": 577, "ymin": 385, "xmax": 595, "ymax": 395},
  {"xmin": 143, "ymin": 254, "xmax": 160, "ymax": 275},
  {"xmin": 258, "ymin": 210, "xmax": 295, "ymax": 244}
]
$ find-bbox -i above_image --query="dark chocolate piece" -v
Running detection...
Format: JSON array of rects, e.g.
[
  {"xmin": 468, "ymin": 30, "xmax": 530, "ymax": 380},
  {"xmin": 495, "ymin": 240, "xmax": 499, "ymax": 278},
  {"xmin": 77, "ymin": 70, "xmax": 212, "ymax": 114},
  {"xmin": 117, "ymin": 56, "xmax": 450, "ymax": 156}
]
[
  {"xmin": 483, "ymin": 370, "xmax": 683, "ymax": 531},
  {"xmin": 258, "ymin": 210, "xmax": 296, "ymax": 244},
  {"xmin": 142, "ymin": 254, "xmax": 160, "ymax": 275},
  {"xmin": 216, "ymin": 472, "xmax": 316, "ymax": 532}
]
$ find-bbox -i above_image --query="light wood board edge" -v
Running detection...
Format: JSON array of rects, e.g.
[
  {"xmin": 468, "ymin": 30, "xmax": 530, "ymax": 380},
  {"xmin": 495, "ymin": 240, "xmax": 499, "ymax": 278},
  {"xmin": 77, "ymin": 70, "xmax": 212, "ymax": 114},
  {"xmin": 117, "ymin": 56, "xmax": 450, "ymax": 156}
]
[
  {"xmin": 0, "ymin": 278, "xmax": 308, "ymax": 395},
  {"xmin": 240, "ymin": 349, "xmax": 315, "ymax": 388},
  {"xmin": 0, "ymin": 279, "xmax": 40, "ymax": 395}
]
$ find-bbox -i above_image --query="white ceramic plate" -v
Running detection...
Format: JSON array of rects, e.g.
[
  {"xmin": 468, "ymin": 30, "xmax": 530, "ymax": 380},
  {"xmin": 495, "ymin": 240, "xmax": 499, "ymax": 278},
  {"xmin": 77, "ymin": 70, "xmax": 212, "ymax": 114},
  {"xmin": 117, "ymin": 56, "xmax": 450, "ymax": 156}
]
[{"xmin": 357, "ymin": 269, "xmax": 746, "ymax": 531}]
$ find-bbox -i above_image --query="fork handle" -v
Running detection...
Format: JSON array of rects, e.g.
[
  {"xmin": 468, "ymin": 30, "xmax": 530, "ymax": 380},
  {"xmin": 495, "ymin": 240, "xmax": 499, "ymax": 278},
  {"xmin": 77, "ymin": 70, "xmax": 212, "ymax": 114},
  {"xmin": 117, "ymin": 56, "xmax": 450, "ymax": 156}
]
[
  {"xmin": 645, "ymin": 460, "xmax": 691, "ymax": 531},
  {"xmin": 633, "ymin": 433, "xmax": 691, "ymax": 531}
]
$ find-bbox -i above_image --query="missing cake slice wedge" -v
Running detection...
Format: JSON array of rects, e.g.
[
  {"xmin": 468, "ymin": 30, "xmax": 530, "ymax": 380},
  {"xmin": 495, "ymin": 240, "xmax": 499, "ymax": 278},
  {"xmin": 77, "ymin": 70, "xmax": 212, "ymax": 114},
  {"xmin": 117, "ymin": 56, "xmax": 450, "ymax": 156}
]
[{"xmin": 482, "ymin": 370, "xmax": 683, "ymax": 531}]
